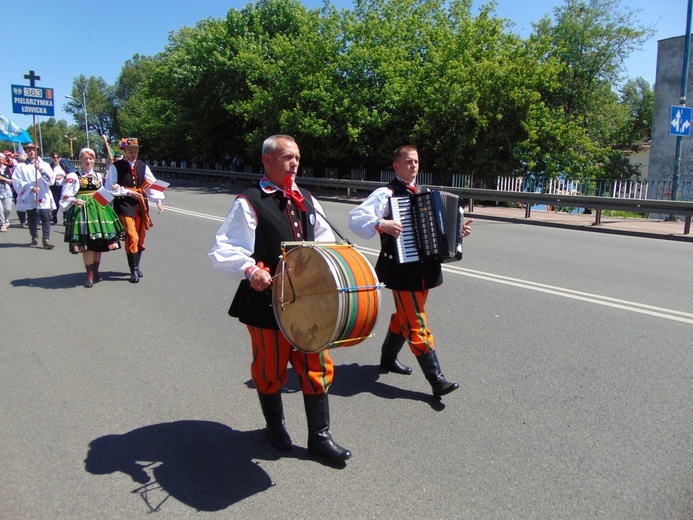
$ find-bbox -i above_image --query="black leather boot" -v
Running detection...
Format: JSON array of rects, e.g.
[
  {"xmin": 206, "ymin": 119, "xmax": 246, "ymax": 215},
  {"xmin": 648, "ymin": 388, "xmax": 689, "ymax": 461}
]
[
  {"xmin": 93, "ymin": 261, "xmax": 101, "ymax": 283},
  {"xmin": 416, "ymin": 350, "xmax": 459, "ymax": 397},
  {"xmin": 380, "ymin": 330, "xmax": 412, "ymax": 375},
  {"xmin": 303, "ymin": 394, "xmax": 351, "ymax": 462},
  {"xmin": 84, "ymin": 264, "xmax": 94, "ymax": 288},
  {"xmin": 135, "ymin": 251, "xmax": 143, "ymax": 278},
  {"xmin": 126, "ymin": 253, "xmax": 139, "ymax": 283},
  {"xmin": 257, "ymin": 391, "xmax": 292, "ymax": 452}
]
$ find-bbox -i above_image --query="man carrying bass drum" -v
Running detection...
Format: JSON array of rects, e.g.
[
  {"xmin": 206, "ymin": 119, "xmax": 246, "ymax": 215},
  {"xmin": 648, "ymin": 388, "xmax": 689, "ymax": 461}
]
[{"xmin": 208, "ymin": 134, "xmax": 351, "ymax": 463}]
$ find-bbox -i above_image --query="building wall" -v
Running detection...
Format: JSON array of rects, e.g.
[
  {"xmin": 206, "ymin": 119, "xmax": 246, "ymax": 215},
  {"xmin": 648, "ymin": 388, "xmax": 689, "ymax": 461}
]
[
  {"xmin": 623, "ymin": 145, "xmax": 650, "ymax": 178},
  {"xmin": 650, "ymin": 35, "xmax": 693, "ymax": 201}
]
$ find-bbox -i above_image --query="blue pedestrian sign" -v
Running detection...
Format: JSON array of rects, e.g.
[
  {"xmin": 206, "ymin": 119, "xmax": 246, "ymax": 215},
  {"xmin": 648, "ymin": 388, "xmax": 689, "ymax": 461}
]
[{"xmin": 670, "ymin": 105, "xmax": 692, "ymax": 137}]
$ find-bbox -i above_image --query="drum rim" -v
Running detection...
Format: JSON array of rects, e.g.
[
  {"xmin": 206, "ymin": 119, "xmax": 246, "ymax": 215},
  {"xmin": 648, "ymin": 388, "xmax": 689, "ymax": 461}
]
[
  {"xmin": 272, "ymin": 245, "xmax": 346, "ymax": 352},
  {"xmin": 320, "ymin": 246, "xmax": 380, "ymax": 347},
  {"xmin": 272, "ymin": 244, "xmax": 381, "ymax": 353}
]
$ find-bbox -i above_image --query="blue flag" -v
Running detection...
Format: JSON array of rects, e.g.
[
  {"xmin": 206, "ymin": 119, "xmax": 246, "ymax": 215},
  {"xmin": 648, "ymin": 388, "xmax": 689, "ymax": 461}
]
[{"xmin": 0, "ymin": 115, "xmax": 32, "ymax": 143}]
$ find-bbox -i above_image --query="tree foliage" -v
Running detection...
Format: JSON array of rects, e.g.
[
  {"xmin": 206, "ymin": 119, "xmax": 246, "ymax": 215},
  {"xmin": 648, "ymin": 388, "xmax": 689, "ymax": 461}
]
[
  {"xmin": 65, "ymin": 76, "xmax": 116, "ymax": 155},
  {"xmin": 617, "ymin": 77, "xmax": 654, "ymax": 145},
  {"xmin": 12, "ymin": 118, "xmax": 80, "ymax": 158},
  {"xmin": 63, "ymin": 0, "xmax": 654, "ymax": 179}
]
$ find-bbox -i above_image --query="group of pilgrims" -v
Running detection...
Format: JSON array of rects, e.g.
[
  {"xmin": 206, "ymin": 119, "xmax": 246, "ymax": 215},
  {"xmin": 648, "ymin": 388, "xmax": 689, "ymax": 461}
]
[{"xmin": 11, "ymin": 137, "xmax": 164, "ymax": 288}]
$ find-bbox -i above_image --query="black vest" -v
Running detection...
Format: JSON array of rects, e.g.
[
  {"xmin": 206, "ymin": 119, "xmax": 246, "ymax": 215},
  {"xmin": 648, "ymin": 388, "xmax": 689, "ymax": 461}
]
[
  {"xmin": 375, "ymin": 179, "xmax": 443, "ymax": 291},
  {"xmin": 113, "ymin": 160, "xmax": 148, "ymax": 217},
  {"xmin": 229, "ymin": 184, "xmax": 317, "ymax": 329}
]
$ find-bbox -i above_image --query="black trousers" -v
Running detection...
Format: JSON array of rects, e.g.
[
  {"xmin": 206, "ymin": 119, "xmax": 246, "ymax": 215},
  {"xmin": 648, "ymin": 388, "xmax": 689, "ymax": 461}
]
[{"xmin": 49, "ymin": 185, "xmax": 62, "ymax": 223}]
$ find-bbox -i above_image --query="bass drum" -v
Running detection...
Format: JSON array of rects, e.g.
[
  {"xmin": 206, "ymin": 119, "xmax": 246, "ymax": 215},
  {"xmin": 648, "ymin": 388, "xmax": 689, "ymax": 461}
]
[{"xmin": 272, "ymin": 244, "xmax": 381, "ymax": 353}]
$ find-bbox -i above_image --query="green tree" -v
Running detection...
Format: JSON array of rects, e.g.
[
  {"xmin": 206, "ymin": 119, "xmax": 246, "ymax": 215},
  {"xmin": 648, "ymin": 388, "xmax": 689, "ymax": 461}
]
[
  {"xmin": 127, "ymin": 0, "xmax": 349, "ymax": 165},
  {"xmin": 124, "ymin": 17, "xmax": 240, "ymax": 160},
  {"xmin": 534, "ymin": 0, "xmax": 653, "ymax": 117},
  {"xmin": 412, "ymin": 0, "xmax": 537, "ymax": 176},
  {"xmin": 65, "ymin": 76, "xmax": 116, "ymax": 154},
  {"xmin": 513, "ymin": 0, "xmax": 653, "ymax": 178},
  {"xmin": 25, "ymin": 118, "xmax": 80, "ymax": 158},
  {"xmin": 617, "ymin": 77, "xmax": 654, "ymax": 145},
  {"xmin": 92, "ymin": 0, "xmax": 654, "ymax": 179},
  {"xmin": 222, "ymin": 0, "xmax": 347, "ymax": 165},
  {"xmin": 112, "ymin": 54, "xmax": 159, "ymax": 142}
]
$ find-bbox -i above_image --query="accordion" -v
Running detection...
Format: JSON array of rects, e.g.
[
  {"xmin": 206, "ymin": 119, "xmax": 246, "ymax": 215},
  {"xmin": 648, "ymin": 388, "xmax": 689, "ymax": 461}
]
[{"xmin": 389, "ymin": 190, "xmax": 464, "ymax": 264}]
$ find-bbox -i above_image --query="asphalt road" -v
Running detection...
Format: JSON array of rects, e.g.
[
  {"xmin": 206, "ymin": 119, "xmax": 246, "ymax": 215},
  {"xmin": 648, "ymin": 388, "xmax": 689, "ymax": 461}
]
[{"xmin": 1, "ymin": 183, "xmax": 692, "ymax": 519}]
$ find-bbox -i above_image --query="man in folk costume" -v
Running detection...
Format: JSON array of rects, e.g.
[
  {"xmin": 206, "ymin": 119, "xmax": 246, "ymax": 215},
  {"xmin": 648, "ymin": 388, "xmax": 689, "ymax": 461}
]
[
  {"xmin": 11, "ymin": 142, "xmax": 57, "ymax": 249},
  {"xmin": 208, "ymin": 134, "xmax": 351, "ymax": 463},
  {"xmin": 105, "ymin": 138, "xmax": 164, "ymax": 283},
  {"xmin": 348, "ymin": 145, "xmax": 473, "ymax": 397}
]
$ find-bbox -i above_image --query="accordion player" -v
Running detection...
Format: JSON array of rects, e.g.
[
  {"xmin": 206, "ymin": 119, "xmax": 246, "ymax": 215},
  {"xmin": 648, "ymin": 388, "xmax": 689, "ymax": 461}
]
[{"xmin": 389, "ymin": 190, "xmax": 464, "ymax": 264}]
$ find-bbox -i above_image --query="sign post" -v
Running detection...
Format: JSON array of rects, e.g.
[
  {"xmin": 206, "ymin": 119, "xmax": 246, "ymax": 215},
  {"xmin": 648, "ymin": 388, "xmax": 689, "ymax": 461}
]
[{"xmin": 671, "ymin": 0, "xmax": 693, "ymax": 212}]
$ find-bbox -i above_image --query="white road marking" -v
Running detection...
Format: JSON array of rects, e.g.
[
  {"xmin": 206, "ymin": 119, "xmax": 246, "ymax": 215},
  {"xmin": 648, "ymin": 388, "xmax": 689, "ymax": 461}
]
[
  {"xmin": 169, "ymin": 205, "xmax": 693, "ymax": 325},
  {"xmin": 356, "ymin": 246, "xmax": 693, "ymax": 325}
]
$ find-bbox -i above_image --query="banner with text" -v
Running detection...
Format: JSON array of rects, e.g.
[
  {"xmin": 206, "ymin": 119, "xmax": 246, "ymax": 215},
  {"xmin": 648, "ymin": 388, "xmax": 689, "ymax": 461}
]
[{"xmin": 11, "ymin": 85, "xmax": 55, "ymax": 117}]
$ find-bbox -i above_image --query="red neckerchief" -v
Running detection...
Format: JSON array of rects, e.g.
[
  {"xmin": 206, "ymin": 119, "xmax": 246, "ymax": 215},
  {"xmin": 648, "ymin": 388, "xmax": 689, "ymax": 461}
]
[
  {"xmin": 259, "ymin": 176, "xmax": 307, "ymax": 211},
  {"xmin": 396, "ymin": 177, "xmax": 417, "ymax": 194},
  {"xmin": 284, "ymin": 188, "xmax": 306, "ymax": 211}
]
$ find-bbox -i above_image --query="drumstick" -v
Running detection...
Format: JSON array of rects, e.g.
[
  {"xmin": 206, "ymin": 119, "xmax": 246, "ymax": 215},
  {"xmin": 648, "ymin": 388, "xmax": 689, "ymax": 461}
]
[
  {"xmin": 312, "ymin": 206, "xmax": 353, "ymax": 245},
  {"xmin": 270, "ymin": 269, "xmax": 289, "ymax": 280}
]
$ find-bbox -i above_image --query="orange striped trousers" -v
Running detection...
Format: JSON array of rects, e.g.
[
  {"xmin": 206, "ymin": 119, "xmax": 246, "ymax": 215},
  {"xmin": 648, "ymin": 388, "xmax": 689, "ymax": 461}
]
[
  {"xmin": 246, "ymin": 326, "xmax": 334, "ymax": 395},
  {"xmin": 119, "ymin": 214, "xmax": 146, "ymax": 254},
  {"xmin": 388, "ymin": 290, "xmax": 435, "ymax": 356}
]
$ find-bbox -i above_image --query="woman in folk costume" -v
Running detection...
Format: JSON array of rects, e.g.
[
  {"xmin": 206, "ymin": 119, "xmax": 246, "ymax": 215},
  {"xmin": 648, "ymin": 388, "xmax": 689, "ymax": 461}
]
[
  {"xmin": 104, "ymin": 137, "xmax": 164, "ymax": 284},
  {"xmin": 60, "ymin": 147, "xmax": 124, "ymax": 288}
]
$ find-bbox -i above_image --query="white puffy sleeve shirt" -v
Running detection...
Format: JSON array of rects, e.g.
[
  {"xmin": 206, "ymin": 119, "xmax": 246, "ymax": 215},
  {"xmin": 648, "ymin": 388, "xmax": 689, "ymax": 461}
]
[
  {"xmin": 12, "ymin": 159, "xmax": 56, "ymax": 211},
  {"xmin": 104, "ymin": 162, "xmax": 165, "ymax": 203},
  {"xmin": 58, "ymin": 170, "xmax": 104, "ymax": 209},
  {"xmin": 208, "ymin": 194, "xmax": 336, "ymax": 281},
  {"xmin": 347, "ymin": 186, "xmax": 394, "ymax": 239}
]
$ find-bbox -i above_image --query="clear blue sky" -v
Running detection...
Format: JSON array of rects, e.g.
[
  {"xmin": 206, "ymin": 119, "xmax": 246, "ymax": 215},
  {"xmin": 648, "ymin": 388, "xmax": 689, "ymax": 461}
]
[{"xmin": 2, "ymin": 0, "xmax": 686, "ymax": 134}]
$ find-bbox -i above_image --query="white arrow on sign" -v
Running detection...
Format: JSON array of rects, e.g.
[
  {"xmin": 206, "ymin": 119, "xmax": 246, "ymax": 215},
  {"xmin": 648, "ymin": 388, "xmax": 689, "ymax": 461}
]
[{"xmin": 672, "ymin": 109, "xmax": 683, "ymax": 132}]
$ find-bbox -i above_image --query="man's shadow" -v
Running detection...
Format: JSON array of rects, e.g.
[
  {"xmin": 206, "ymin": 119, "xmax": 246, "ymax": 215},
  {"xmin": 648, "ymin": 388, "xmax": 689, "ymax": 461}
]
[{"xmin": 85, "ymin": 421, "xmax": 276, "ymax": 512}]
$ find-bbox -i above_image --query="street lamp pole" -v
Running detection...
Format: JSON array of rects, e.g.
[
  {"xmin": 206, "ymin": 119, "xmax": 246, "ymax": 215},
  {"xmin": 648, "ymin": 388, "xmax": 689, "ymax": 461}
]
[
  {"xmin": 65, "ymin": 93, "xmax": 89, "ymax": 148},
  {"xmin": 64, "ymin": 135, "xmax": 75, "ymax": 157}
]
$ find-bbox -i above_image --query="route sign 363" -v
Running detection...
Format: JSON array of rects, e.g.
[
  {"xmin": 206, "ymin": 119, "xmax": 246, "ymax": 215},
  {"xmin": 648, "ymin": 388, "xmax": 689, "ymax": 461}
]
[{"xmin": 11, "ymin": 84, "xmax": 55, "ymax": 117}]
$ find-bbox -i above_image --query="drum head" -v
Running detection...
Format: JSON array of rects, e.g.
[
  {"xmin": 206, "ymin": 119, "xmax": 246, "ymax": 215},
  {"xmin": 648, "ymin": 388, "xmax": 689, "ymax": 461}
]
[{"xmin": 272, "ymin": 246, "xmax": 343, "ymax": 352}]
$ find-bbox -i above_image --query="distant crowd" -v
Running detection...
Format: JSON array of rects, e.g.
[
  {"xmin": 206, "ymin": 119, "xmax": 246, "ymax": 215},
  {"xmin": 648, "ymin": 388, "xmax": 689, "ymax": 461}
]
[{"xmin": 1, "ymin": 138, "xmax": 166, "ymax": 288}]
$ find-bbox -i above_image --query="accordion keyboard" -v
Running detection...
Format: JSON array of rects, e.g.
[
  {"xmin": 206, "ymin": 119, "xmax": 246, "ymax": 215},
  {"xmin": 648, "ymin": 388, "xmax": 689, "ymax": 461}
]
[
  {"xmin": 390, "ymin": 196, "xmax": 420, "ymax": 263},
  {"xmin": 390, "ymin": 190, "xmax": 463, "ymax": 264}
]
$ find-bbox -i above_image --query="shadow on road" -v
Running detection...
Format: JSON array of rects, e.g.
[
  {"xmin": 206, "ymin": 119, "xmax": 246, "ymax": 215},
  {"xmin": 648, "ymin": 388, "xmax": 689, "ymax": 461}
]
[
  {"xmin": 331, "ymin": 363, "xmax": 445, "ymax": 410},
  {"xmin": 11, "ymin": 270, "xmax": 130, "ymax": 290},
  {"xmin": 243, "ymin": 363, "xmax": 445, "ymax": 410},
  {"xmin": 85, "ymin": 421, "xmax": 277, "ymax": 512},
  {"xmin": 11, "ymin": 273, "xmax": 86, "ymax": 289}
]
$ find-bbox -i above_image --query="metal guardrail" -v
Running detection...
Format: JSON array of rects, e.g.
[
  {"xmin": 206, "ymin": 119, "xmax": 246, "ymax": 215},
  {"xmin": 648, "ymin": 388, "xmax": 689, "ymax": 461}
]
[{"xmin": 151, "ymin": 166, "xmax": 693, "ymax": 235}]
